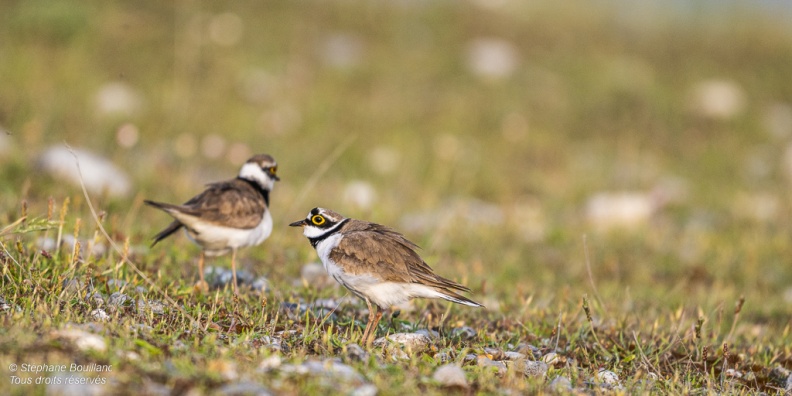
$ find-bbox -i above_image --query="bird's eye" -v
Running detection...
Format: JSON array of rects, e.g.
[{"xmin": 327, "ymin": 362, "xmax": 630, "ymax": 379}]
[
  {"xmin": 270, "ymin": 166, "xmax": 277, "ymax": 174},
  {"xmin": 311, "ymin": 215, "xmax": 326, "ymax": 226}
]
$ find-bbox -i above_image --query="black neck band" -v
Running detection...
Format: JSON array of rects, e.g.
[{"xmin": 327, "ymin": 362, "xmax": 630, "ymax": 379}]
[{"xmin": 308, "ymin": 219, "xmax": 349, "ymax": 248}]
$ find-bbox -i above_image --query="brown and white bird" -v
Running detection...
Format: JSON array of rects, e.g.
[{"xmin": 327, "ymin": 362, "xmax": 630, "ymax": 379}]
[
  {"xmin": 289, "ymin": 207, "xmax": 482, "ymax": 345},
  {"xmin": 145, "ymin": 154, "xmax": 279, "ymax": 294}
]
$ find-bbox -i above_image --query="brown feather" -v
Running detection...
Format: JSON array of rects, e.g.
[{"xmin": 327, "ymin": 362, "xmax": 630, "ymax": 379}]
[
  {"xmin": 329, "ymin": 219, "xmax": 472, "ymax": 294},
  {"xmin": 148, "ymin": 178, "xmax": 267, "ymax": 230}
]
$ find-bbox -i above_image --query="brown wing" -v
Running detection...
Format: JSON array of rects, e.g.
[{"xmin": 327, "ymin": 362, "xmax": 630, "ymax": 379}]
[
  {"xmin": 329, "ymin": 221, "xmax": 471, "ymax": 293},
  {"xmin": 177, "ymin": 179, "xmax": 267, "ymax": 229}
]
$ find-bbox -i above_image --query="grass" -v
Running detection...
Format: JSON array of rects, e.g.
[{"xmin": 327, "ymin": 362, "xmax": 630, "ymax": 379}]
[{"xmin": 2, "ymin": 0, "xmax": 792, "ymax": 394}]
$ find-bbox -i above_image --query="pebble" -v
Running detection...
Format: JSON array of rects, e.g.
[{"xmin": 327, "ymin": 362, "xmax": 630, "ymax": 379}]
[
  {"xmin": 466, "ymin": 38, "xmax": 518, "ymax": 80},
  {"xmin": 205, "ymin": 266, "xmax": 255, "ymax": 289},
  {"xmin": 770, "ymin": 366, "xmax": 791, "ymax": 387},
  {"xmin": 258, "ymin": 355, "xmax": 282, "ymax": 372},
  {"xmin": 299, "ymin": 263, "xmax": 332, "ymax": 288},
  {"xmin": 0, "ymin": 295, "xmax": 11, "ymax": 311},
  {"xmin": 542, "ymin": 352, "xmax": 559, "ymax": 365},
  {"xmin": 433, "ymin": 364, "xmax": 468, "ymax": 388},
  {"xmin": 107, "ymin": 292, "xmax": 131, "ymax": 313},
  {"xmin": 47, "ymin": 372, "xmax": 105, "ymax": 396},
  {"xmin": 136, "ymin": 299, "xmax": 166, "ymax": 315},
  {"xmin": 595, "ymin": 369, "xmax": 622, "ymax": 387},
  {"xmin": 37, "ymin": 146, "xmax": 132, "ymax": 197},
  {"xmin": 372, "ymin": 333, "xmax": 431, "ymax": 353},
  {"xmin": 413, "ymin": 328, "xmax": 439, "ymax": 340},
  {"xmin": 477, "ymin": 356, "xmax": 507, "ymax": 376},
  {"xmin": 483, "ymin": 347, "xmax": 504, "ymax": 360},
  {"xmin": 90, "ymin": 309, "xmax": 110, "ymax": 322},
  {"xmin": 549, "ymin": 376, "xmax": 573, "ymax": 391},
  {"xmin": 216, "ymin": 381, "xmax": 271, "ymax": 396},
  {"xmin": 350, "ymin": 384, "xmax": 378, "ymax": 396},
  {"xmin": 510, "ymin": 359, "xmax": 548, "ymax": 378},
  {"xmin": 451, "ymin": 326, "xmax": 477, "ymax": 341},
  {"xmin": 53, "ymin": 328, "xmax": 107, "ymax": 352},
  {"xmin": 344, "ymin": 343, "xmax": 369, "ymax": 362},
  {"xmin": 291, "ymin": 359, "xmax": 365, "ymax": 384},
  {"xmin": 515, "ymin": 344, "xmax": 542, "ymax": 360},
  {"xmin": 87, "ymin": 292, "xmax": 105, "ymax": 307},
  {"xmin": 503, "ymin": 351, "xmax": 526, "ymax": 361}
]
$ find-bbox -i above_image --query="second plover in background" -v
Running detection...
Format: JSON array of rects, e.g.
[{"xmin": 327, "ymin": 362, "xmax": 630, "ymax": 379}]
[{"xmin": 145, "ymin": 154, "xmax": 279, "ymax": 294}]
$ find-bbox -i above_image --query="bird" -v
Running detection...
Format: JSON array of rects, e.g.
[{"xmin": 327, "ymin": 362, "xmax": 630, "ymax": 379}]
[
  {"xmin": 289, "ymin": 207, "xmax": 482, "ymax": 345},
  {"xmin": 145, "ymin": 154, "xmax": 279, "ymax": 294}
]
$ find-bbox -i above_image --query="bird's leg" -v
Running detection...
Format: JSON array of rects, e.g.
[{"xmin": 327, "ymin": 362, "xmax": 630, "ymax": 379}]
[
  {"xmin": 362, "ymin": 298, "xmax": 375, "ymax": 345},
  {"xmin": 195, "ymin": 251, "xmax": 209, "ymax": 294},
  {"xmin": 368, "ymin": 309, "xmax": 384, "ymax": 346},
  {"xmin": 199, "ymin": 251, "xmax": 206, "ymax": 284},
  {"xmin": 231, "ymin": 248, "xmax": 238, "ymax": 295}
]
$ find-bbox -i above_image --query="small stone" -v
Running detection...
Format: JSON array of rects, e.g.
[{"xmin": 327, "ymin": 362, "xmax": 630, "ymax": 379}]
[
  {"xmin": 433, "ymin": 352, "xmax": 451, "ymax": 364},
  {"xmin": 516, "ymin": 344, "xmax": 542, "ymax": 360},
  {"xmin": 251, "ymin": 276, "xmax": 269, "ymax": 292},
  {"xmin": 258, "ymin": 355, "xmax": 282, "ymax": 371},
  {"xmin": 463, "ymin": 354, "xmax": 477, "ymax": 364},
  {"xmin": 510, "ymin": 359, "xmax": 548, "ymax": 378},
  {"xmin": 302, "ymin": 359, "xmax": 365, "ymax": 384},
  {"xmin": 37, "ymin": 146, "xmax": 132, "ymax": 197},
  {"xmin": 549, "ymin": 376, "xmax": 572, "ymax": 391},
  {"xmin": 433, "ymin": 364, "xmax": 468, "ymax": 388},
  {"xmin": 542, "ymin": 352, "xmax": 559, "ymax": 365},
  {"xmin": 107, "ymin": 292, "xmax": 131, "ymax": 313},
  {"xmin": 344, "ymin": 343, "xmax": 369, "ymax": 362},
  {"xmin": 723, "ymin": 369, "xmax": 742, "ymax": 379},
  {"xmin": 372, "ymin": 333, "xmax": 431, "ymax": 353},
  {"xmin": 216, "ymin": 381, "xmax": 271, "ymax": 396},
  {"xmin": 136, "ymin": 299, "xmax": 166, "ymax": 315},
  {"xmin": 477, "ymin": 356, "xmax": 507, "ymax": 376},
  {"xmin": 205, "ymin": 266, "xmax": 255, "ymax": 289},
  {"xmin": 90, "ymin": 309, "xmax": 110, "ymax": 322},
  {"xmin": 596, "ymin": 369, "xmax": 621, "ymax": 386},
  {"xmin": 483, "ymin": 347, "xmax": 504, "ymax": 360},
  {"xmin": 0, "ymin": 296, "xmax": 12, "ymax": 311},
  {"xmin": 413, "ymin": 328, "xmax": 439, "ymax": 340},
  {"xmin": 351, "ymin": 384, "xmax": 378, "ymax": 396},
  {"xmin": 53, "ymin": 328, "xmax": 107, "ymax": 352},
  {"xmin": 503, "ymin": 351, "xmax": 526, "ymax": 361},
  {"xmin": 769, "ymin": 366, "xmax": 791, "ymax": 387},
  {"xmin": 87, "ymin": 292, "xmax": 105, "ymax": 307},
  {"xmin": 451, "ymin": 326, "xmax": 477, "ymax": 341},
  {"xmin": 300, "ymin": 263, "xmax": 332, "ymax": 288},
  {"xmin": 47, "ymin": 372, "xmax": 105, "ymax": 396}
]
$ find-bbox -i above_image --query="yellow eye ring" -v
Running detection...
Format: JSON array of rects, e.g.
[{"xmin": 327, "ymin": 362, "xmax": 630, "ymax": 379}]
[
  {"xmin": 270, "ymin": 166, "xmax": 277, "ymax": 174},
  {"xmin": 311, "ymin": 215, "xmax": 326, "ymax": 226}
]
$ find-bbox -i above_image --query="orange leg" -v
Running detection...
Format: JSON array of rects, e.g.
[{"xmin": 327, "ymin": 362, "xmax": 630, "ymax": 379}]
[
  {"xmin": 361, "ymin": 299, "xmax": 375, "ymax": 345},
  {"xmin": 198, "ymin": 251, "xmax": 206, "ymax": 284},
  {"xmin": 367, "ymin": 310, "xmax": 383, "ymax": 346},
  {"xmin": 231, "ymin": 249, "xmax": 238, "ymax": 295}
]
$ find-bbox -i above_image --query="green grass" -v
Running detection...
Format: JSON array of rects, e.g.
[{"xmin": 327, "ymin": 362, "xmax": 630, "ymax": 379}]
[{"xmin": 2, "ymin": 0, "xmax": 792, "ymax": 394}]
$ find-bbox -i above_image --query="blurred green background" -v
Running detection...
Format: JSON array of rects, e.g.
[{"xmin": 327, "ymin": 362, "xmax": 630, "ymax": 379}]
[{"xmin": 2, "ymin": 1, "xmax": 792, "ymax": 322}]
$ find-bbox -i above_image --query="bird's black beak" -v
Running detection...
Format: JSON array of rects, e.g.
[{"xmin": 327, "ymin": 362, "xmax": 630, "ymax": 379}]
[
  {"xmin": 289, "ymin": 219, "xmax": 307, "ymax": 227},
  {"xmin": 271, "ymin": 173, "xmax": 281, "ymax": 182}
]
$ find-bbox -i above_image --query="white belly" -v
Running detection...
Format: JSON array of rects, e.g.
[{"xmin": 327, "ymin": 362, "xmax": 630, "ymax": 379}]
[
  {"xmin": 314, "ymin": 234, "xmax": 444, "ymax": 308},
  {"xmin": 186, "ymin": 210, "xmax": 272, "ymax": 256}
]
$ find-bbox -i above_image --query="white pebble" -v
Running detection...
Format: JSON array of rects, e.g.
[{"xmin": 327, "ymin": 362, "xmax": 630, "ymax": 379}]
[
  {"xmin": 432, "ymin": 364, "xmax": 468, "ymax": 388},
  {"xmin": 38, "ymin": 146, "xmax": 132, "ymax": 197}
]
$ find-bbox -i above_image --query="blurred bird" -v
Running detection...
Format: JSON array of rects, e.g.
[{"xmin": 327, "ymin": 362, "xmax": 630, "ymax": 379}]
[
  {"xmin": 290, "ymin": 207, "xmax": 482, "ymax": 345},
  {"xmin": 145, "ymin": 154, "xmax": 279, "ymax": 294}
]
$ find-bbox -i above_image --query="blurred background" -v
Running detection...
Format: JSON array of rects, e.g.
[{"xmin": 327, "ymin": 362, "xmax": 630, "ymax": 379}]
[{"xmin": 2, "ymin": 0, "xmax": 792, "ymax": 321}]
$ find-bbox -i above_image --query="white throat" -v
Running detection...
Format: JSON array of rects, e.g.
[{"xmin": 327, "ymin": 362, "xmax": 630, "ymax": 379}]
[{"xmin": 238, "ymin": 162, "xmax": 274, "ymax": 191}]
